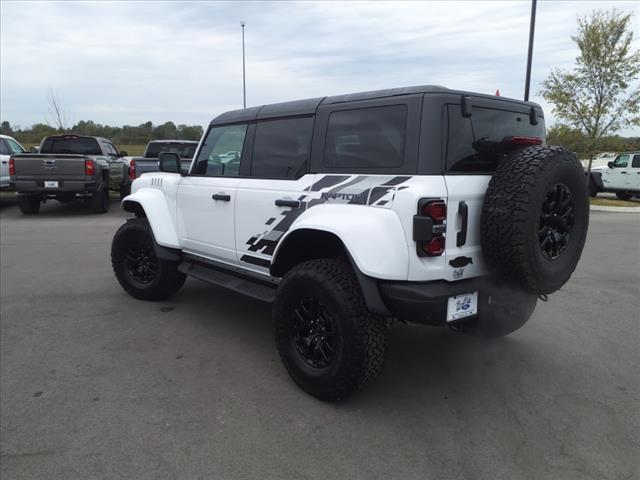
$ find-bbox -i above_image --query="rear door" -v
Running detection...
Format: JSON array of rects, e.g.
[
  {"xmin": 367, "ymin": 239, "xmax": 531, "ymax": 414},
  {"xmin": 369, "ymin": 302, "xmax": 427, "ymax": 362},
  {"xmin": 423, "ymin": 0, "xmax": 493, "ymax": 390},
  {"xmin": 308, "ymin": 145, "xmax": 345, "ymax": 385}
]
[
  {"xmin": 631, "ymin": 154, "xmax": 640, "ymax": 190},
  {"xmin": 235, "ymin": 116, "xmax": 315, "ymax": 274},
  {"xmin": 443, "ymin": 100, "xmax": 545, "ymax": 282},
  {"xmin": 177, "ymin": 123, "xmax": 250, "ymax": 265}
]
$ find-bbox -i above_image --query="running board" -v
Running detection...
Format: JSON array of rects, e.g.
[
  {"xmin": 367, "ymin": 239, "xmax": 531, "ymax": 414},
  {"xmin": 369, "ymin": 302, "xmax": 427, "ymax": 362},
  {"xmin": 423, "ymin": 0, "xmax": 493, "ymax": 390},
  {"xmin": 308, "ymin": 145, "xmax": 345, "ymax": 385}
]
[{"xmin": 178, "ymin": 261, "xmax": 277, "ymax": 303}]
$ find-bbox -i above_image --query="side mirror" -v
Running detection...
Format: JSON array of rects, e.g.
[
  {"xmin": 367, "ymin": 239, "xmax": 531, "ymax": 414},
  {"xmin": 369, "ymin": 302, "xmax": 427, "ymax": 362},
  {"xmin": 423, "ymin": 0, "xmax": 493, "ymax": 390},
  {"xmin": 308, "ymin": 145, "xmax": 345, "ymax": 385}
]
[
  {"xmin": 119, "ymin": 151, "xmax": 128, "ymax": 157},
  {"xmin": 608, "ymin": 161, "xmax": 614, "ymax": 169},
  {"xmin": 158, "ymin": 152, "xmax": 181, "ymax": 173}
]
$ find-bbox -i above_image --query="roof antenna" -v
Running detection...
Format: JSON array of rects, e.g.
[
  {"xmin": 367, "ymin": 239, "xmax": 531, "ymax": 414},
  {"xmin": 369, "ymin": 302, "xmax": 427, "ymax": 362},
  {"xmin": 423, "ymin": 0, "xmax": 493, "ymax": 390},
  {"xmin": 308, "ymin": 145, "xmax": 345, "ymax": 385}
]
[{"xmin": 524, "ymin": 0, "xmax": 537, "ymax": 101}]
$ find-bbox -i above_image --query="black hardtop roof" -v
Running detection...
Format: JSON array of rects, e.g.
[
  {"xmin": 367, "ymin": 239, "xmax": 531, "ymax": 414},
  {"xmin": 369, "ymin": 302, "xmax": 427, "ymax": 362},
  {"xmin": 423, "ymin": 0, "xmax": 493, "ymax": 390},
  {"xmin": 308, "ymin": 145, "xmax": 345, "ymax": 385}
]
[{"xmin": 210, "ymin": 85, "xmax": 542, "ymax": 126}]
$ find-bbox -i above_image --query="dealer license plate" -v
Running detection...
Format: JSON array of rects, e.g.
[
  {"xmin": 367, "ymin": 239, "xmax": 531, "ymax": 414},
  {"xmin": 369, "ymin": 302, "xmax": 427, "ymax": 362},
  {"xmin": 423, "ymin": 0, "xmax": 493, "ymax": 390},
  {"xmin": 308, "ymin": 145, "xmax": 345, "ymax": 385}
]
[
  {"xmin": 446, "ymin": 292, "xmax": 478, "ymax": 322},
  {"xmin": 44, "ymin": 181, "xmax": 59, "ymax": 188}
]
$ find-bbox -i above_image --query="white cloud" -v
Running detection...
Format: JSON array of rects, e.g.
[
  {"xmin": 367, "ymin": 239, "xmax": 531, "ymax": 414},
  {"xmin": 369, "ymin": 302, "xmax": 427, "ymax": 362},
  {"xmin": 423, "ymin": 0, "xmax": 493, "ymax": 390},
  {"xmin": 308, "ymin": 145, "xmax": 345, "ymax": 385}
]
[{"xmin": 1, "ymin": 0, "xmax": 638, "ymax": 135}]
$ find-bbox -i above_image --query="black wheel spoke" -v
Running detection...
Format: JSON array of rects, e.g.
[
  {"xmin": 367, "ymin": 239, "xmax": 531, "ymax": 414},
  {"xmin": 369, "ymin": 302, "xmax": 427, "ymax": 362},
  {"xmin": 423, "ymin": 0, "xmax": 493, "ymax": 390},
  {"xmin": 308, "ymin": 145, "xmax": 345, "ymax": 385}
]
[
  {"xmin": 290, "ymin": 297, "xmax": 337, "ymax": 369},
  {"xmin": 539, "ymin": 183, "xmax": 574, "ymax": 260}
]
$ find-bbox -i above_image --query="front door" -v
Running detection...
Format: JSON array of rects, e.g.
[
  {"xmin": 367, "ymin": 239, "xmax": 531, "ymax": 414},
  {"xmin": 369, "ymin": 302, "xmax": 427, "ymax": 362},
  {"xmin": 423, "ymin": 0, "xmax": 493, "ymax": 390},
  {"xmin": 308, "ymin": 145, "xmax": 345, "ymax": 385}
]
[
  {"xmin": 177, "ymin": 123, "xmax": 249, "ymax": 265},
  {"xmin": 602, "ymin": 154, "xmax": 631, "ymax": 190}
]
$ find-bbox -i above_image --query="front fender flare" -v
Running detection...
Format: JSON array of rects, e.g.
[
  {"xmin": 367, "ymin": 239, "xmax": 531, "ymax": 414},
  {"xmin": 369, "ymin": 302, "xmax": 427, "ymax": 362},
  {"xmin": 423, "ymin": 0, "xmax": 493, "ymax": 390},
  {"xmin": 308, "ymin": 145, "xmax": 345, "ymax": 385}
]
[
  {"xmin": 121, "ymin": 188, "xmax": 180, "ymax": 248},
  {"xmin": 273, "ymin": 204, "xmax": 409, "ymax": 280}
]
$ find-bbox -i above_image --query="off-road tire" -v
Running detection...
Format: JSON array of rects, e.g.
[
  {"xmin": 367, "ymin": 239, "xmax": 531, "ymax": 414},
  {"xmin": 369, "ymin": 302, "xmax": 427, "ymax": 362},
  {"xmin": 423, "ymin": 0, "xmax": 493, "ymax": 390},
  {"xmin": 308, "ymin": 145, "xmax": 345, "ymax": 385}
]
[
  {"xmin": 89, "ymin": 182, "xmax": 110, "ymax": 214},
  {"xmin": 455, "ymin": 284, "xmax": 538, "ymax": 338},
  {"xmin": 481, "ymin": 146, "xmax": 589, "ymax": 294},
  {"xmin": 588, "ymin": 178, "xmax": 599, "ymax": 198},
  {"xmin": 111, "ymin": 217, "xmax": 186, "ymax": 301},
  {"xmin": 616, "ymin": 192, "xmax": 632, "ymax": 201},
  {"xmin": 17, "ymin": 195, "xmax": 41, "ymax": 215},
  {"xmin": 274, "ymin": 259, "xmax": 388, "ymax": 401}
]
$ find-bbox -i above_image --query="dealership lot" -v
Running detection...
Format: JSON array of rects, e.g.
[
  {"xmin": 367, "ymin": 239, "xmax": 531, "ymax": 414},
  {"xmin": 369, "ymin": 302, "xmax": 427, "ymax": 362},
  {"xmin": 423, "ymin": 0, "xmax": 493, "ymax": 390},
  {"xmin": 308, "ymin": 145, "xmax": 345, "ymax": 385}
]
[{"xmin": 1, "ymin": 197, "xmax": 638, "ymax": 480}]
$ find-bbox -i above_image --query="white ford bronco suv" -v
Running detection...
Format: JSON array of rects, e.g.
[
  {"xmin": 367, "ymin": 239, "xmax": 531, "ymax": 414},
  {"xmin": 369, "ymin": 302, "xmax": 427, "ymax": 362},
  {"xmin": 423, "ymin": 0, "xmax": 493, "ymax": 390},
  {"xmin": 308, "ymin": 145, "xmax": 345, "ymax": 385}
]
[{"xmin": 111, "ymin": 86, "xmax": 589, "ymax": 400}]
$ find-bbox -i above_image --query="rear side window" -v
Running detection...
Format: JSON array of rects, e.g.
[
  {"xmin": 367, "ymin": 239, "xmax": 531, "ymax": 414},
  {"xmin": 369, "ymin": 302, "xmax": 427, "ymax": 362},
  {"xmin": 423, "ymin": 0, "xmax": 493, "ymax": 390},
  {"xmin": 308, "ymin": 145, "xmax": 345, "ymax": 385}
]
[
  {"xmin": 145, "ymin": 142, "xmax": 198, "ymax": 159},
  {"xmin": 0, "ymin": 140, "xmax": 8, "ymax": 155},
  {"xmin": 446, "ymin": 105, "xmax": 545, "ymax": 173},
  {"xmin": 632, "ymin": 155, "xmax": 640, "ymax": 168},
  {"xmin": 324, "ymin": 105, "xmax": 407, "ymax": 168},
  {"xmin": 251, "ymin": 117, "xmax": 314, "ymax": 179},
  {"xmin": 40, "ymin": 137, "xmax": 102, "ymax": 155}
]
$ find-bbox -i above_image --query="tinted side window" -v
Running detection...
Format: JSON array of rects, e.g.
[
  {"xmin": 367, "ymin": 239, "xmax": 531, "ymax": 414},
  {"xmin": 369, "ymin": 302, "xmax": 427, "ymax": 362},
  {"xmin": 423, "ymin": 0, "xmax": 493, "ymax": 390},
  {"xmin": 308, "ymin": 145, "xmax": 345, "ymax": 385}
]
[
  {"xmin": 0, "ymin": 140, "xmax": 9, "ymax": 155},
  {"xmin": 446, "ymin": 105, "xmax": 545, "ymax": 173},
  {"xmin": 192, "ymin": 124, "xmax": 248, "ymax": 177},
  {"xmin": 632, "ymin": 155, "xmax": 640, "ymax": 168},
  {"xmin": 324, "ymin": 105, "xmax": 407, "ymax": 168},
  {"xmin": 251, "ymin": 117, "xmax": 313, "ymax": 179}
]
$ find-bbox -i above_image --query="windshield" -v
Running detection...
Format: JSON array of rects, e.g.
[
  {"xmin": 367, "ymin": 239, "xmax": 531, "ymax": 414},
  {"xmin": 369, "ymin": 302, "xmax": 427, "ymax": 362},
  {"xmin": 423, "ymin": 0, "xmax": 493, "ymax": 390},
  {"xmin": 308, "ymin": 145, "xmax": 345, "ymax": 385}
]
[
  {"xmin": 145, "ymin": 142, "xmax": 198, "ymax": 159},
  {"xmin": 40, "ymin": 137, "xmax": 102, "ymax": 155}
]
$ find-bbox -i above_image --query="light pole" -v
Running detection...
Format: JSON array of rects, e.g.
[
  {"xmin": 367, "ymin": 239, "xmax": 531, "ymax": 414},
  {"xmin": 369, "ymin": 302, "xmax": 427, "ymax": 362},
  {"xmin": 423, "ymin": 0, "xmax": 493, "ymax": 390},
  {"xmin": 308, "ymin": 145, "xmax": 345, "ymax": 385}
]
[
  {"xmin": 241, "ymin": 21, "xmax": 246, "ymax": 109},
  {"xmin": 524, "ymin": 0, "xmax": 537, "ymax": 101}
]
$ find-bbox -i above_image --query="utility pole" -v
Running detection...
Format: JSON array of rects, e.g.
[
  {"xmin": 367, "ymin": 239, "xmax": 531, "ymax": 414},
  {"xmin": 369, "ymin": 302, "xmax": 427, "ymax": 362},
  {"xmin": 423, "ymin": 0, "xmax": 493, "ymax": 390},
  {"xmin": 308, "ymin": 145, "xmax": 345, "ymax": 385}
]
[
  {"xmin": 524, "ymin": 0, "xmax": 537, "ymax": 101},
  {"xmin": 241, "ymin": 21, "xmax": 246, "ymax": 109}
]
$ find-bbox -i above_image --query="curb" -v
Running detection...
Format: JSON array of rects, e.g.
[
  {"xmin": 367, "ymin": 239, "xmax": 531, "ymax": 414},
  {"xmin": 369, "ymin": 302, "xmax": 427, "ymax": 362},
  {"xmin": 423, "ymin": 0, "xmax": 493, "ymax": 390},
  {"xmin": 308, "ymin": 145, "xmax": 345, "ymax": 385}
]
[{"xmin": 590, "ymin": 205, "xmax": 640, "ymax": 213}]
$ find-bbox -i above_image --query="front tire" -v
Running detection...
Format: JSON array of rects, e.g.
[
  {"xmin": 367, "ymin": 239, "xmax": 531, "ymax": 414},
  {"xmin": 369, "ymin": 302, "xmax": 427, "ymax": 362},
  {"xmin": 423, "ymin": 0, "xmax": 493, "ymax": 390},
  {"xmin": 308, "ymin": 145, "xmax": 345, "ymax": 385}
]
[
  {"xmin": 274, "ymin": 259, "xmax": 388, "ymax": 401},
  {"xmin": 111, "ymin": 217, "xmax": 186, "ymax": 301},
  {"xmin": 616, "ymin": 192, "xmax": 632, "ymax": 201},
  {"xmin": 17, "ymin": 195, "xmax": 41, "ymax": 215}
]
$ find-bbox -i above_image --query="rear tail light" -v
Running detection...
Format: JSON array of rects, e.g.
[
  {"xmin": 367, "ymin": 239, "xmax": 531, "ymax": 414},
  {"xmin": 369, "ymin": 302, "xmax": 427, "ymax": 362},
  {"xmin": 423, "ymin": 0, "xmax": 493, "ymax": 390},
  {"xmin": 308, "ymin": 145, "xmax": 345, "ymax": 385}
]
[
  {"xmin": 9, "ymin": 157, "xmax": 15, "ymax": 176},
  {"xmin": 421, "ymin": 236, "xmax": 446, "ymax": 256},
  {"xmin": 129, "ymin": 159, "xmax": 136, "ymax": 180},
  {"xmin": 502, "ymin": 136, "xmax": 543, "ymax": 146},
  {"xmin": 84, "ymin": 159, "xmax": 95, "ymax": 176},
  {"xmin": 415, "ymin": 198, "xmax": 447, "ymax": 257},
  {"xmin": 421, "ymin": 200, "xmax": 447, "ymax": 222}
]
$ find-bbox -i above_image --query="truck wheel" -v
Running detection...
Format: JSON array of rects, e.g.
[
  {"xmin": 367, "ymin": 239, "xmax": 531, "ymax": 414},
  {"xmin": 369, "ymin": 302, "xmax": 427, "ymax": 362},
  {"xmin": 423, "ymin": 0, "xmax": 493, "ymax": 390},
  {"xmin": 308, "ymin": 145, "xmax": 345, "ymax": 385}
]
[
  {"xmin": 481, "ymin": 146, "xmax": 589, "ymax": 295},
  {"xmin": 111, "ymin": 217, "xmax": 186, "ymax": 301},
  {"xmin": 454, "ymin": 284, "xmax": 538, "ymax": 338},
  {"xmin": 588, "ymin": 178, "xmax": 599, "ymax": 198},
  {"xmin": 89, "ymin": 184, "xmax": 109, "ymax": 213},
  {"xmin": 273, "ymin": 259, "xmax": 388, "ymax": 401},
  {"xmin": 616, "ymin": 192, "xmax": 632, "ymax": 201},
  {"xmin": 17, "ymin": 195, "xmax": 41, "ymax": 215},
  {"xmin": 119, "ymin": 183, "xmax": 131, "ymax": 200}
]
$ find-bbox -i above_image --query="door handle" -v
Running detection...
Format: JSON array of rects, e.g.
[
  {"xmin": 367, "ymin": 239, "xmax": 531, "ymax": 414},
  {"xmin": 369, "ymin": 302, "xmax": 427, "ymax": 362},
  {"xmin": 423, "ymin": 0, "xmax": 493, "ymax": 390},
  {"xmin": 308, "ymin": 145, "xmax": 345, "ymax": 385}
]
[
  {"xmin": 620, "ymin": 171, "xmax": 627, "ymax": 174},
  {"xmin": 275, "ymin": 199, "xmax": 301, "ymax": 208},
  {"xmin": 212, "ymin": 193, "xmax": 231, "ymax": 201},
  {"xmin": 456, "ymin": 201, "xmax": 468, "ymax": 247}
]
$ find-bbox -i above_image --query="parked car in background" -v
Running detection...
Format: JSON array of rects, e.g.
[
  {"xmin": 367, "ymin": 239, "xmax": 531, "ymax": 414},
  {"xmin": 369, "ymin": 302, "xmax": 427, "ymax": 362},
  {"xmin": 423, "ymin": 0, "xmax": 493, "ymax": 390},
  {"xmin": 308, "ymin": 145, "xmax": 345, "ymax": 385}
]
[
  {"xmin": 10, "ymin": 134, "xmax": 129, "ymax": 214},
  {"xmin": 589, "ymin": 151, "xmax": 640, "ymax": 199},
  {"xmin": 581, "ymin": 151, "xmax": 617, "ymax": 171},
  {"xmin": 127, "ymin": 140, "xmax": 198, "ymax": 178},
  {"xmin": 0, "ymin": 134, "xmax": 26, "ymax": 189}
]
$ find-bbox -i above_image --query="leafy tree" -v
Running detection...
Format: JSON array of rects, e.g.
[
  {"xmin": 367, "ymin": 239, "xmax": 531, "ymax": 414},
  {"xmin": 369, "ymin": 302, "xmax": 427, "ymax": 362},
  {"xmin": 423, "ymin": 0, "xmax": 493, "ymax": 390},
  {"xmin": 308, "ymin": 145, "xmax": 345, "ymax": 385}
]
[
  {"xmin": 0, "ymin": 121, "xmax": 12, "ymax": 135},
  {"xmin": 540, "ymin": 9, "xmax": 640, "ymax": 169}
]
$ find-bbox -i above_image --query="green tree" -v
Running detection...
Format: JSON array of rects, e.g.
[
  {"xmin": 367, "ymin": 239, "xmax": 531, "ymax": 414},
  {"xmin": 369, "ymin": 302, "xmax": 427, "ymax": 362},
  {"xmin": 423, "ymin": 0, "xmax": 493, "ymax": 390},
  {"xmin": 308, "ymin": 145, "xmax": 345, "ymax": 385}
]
[
  {"xmin": 0, "ymin": 121, "xmax": 12, "ymax": 135},
  {"xmin": 540, "ymin": 9, "xmax": 640, "ymax": 169}
]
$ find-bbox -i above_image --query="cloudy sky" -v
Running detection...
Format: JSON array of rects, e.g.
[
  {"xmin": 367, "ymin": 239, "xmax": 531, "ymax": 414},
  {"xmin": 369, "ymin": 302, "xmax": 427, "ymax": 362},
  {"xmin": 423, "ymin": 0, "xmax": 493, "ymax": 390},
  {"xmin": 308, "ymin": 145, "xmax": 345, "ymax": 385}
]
[{"xmin": 1, "ymin": 0, "xmax": 639, "ymax": 135}]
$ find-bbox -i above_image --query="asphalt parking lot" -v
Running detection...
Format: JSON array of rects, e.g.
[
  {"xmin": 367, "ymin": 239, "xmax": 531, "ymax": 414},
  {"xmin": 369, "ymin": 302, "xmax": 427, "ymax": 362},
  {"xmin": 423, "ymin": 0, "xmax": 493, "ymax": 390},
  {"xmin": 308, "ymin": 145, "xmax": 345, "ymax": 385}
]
[{"xmin": 1, "ymin": 195, "xmax": 639, "ymax": 480}]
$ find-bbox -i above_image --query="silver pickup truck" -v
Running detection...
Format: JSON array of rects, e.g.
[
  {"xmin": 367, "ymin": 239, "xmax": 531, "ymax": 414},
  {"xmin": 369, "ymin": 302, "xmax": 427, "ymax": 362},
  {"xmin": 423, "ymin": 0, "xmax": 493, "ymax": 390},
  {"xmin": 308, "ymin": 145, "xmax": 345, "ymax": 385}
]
[
  {"xmin": 128, "ymin": 140, "xmax": 198, "ymax": 179},
  {"xmin": 10, "ymin": 135, "xmax": 129, "ymax": 214}
]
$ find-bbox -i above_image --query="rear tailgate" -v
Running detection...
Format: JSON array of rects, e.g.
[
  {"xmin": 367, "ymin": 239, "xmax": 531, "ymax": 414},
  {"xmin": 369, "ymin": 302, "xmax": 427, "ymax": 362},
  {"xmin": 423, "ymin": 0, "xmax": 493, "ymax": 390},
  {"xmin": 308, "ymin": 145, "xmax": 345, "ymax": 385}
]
[
  {"xmin": 442, "ymin": 100, "xmax": 545, "ymax": 282},
  {"xmin": 12, "ymin": 154, "xmax": 89, "ymax": 179}
]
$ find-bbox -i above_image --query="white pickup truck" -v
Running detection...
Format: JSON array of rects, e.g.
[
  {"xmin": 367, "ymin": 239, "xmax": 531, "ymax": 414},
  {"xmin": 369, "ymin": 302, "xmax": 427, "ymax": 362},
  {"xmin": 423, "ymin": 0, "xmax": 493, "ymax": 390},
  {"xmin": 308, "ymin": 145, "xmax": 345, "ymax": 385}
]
[{"xmin": 589, "ymin": 152, "xmax": 640, "ymax": 200}]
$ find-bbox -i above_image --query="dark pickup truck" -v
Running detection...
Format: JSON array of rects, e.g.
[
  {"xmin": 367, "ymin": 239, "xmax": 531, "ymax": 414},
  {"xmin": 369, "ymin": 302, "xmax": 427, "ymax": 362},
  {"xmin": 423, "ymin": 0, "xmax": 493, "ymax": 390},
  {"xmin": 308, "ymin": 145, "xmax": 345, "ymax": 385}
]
[
  {"xmin": 128, "ymin": 140, "xmax": 198, "ymax": 179},
  {"xmin": 10, "ymin": 135, "xmax": 129, "ymax": 214}
]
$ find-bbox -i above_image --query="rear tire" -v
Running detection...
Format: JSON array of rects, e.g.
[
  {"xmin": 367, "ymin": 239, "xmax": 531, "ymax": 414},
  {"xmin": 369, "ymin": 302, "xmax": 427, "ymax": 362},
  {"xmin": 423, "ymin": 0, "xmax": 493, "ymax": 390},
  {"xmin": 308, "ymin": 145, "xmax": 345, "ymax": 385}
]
[
  {"xmin": 274, "ymin": 259, "xmax": 388, "ymax": 401},
  {"xmin": 481, "ymin": 146, "xmax": 589, "ymax": 294},
  {"xmin": 588, "ymin": 179, "xmax": 599, "ymax": 198},
  {"xmin": 616, "ymin": 192, "xmax": 632, "ymax": 201},
  {"xmin": 111, "ymin": 217, "xmax": 186, "ymax": 301},
  {"xmin": 17, "ymin": 195, "xmax": 41, "ymax": 215},
  {"xmin": 89, "ymin": 183, "xmax": 109, "ymax": 213}
]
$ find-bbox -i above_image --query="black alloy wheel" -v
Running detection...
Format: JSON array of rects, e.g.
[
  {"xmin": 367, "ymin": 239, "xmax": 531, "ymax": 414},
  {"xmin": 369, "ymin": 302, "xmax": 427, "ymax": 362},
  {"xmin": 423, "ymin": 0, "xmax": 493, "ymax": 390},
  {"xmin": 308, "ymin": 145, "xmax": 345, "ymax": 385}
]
[
  {"xmin": 124, "ymin": 241, "xmax": 158, "ymax": 285},
  {"xmin": 291, "ymin": 297, "xmax": 338, "ymax": 369},
  {"xmin": 538, "ymin": 183, "xmax": 574, "ymax": 260}
]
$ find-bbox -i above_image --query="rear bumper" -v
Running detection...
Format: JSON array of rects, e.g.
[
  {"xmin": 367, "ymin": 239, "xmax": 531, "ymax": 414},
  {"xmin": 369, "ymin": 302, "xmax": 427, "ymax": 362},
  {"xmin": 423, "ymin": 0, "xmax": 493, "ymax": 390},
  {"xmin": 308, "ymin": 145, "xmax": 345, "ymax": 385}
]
[
  {"xmin": 12, "ymin": 180, "xmax": 98, "ymax": 194},
  {"xmin": 379, "ymin": 277, "xmax": 490, "ymax": 326}
]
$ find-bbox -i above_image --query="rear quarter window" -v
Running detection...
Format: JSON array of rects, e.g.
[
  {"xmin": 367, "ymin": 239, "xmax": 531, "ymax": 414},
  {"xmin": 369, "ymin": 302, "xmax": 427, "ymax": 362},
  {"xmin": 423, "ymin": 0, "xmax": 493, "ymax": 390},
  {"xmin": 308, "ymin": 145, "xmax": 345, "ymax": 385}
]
[
  {"xmin": 324, "ymin": 105, "xmax": 407, "ymax": 169},
  {"xmin": 446, "ymin": 105, "xmax": 545, "ymax": 173}
]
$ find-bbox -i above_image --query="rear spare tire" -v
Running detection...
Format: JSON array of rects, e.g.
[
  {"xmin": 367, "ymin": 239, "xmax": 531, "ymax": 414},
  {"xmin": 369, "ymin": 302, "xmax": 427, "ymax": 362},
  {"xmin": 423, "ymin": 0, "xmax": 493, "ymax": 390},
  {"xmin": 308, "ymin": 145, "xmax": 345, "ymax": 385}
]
[{"xmin": 481, "ymin": 145, "xmax": 589, "ymax": 295}]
